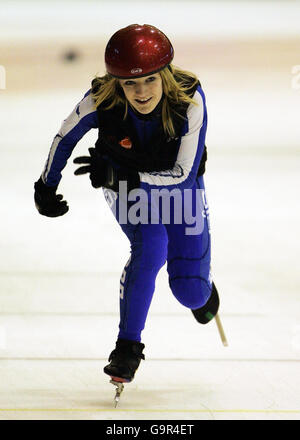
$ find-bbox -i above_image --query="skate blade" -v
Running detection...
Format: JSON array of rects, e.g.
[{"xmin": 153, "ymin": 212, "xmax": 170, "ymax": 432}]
[
  {"xmin": 215, "ymin": 313, "xmax": 228, "ymax": 346},
  {"xmin": 114, "ymin": 396, "xmax": 120, "ymax": 408},
  {"xmin": 110, "ymin": 379, "xmax": 125, "ymax": 408}
]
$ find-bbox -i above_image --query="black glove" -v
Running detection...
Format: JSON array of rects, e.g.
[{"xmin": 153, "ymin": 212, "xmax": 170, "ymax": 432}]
[
  {"xmin": 73, "ymin": 148, "xmax": 140, "ymax": 193},
  {"xmin": 34, "ymin": 177, "xmax": 69, "ymax": 217}
]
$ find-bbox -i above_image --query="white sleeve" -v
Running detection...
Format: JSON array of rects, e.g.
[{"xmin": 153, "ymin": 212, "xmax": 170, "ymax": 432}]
[
  {"xmin": 139, "ymin": 87, "xmax": 207, "ymax": 192},
  {"xmin": 42, "ymin": 90, "xmax": 98, "ymax": 186}
]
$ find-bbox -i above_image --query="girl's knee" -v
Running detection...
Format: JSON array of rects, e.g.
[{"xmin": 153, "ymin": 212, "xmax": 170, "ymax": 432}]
[{"xmin": 169, "ymin": 277, "xmax": 211, "ymax": 309}]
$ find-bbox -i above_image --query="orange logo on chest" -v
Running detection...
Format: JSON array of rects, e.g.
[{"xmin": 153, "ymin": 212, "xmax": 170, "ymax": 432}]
[{"xmin": 119, "ymin": 137, "xmax": 132, "ymax": 149}]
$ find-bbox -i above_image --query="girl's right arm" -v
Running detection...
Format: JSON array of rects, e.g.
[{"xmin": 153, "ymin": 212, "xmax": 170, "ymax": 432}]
[{"xmin": 41, "ymin": 89, "xmax": 98, "ymax": 187}]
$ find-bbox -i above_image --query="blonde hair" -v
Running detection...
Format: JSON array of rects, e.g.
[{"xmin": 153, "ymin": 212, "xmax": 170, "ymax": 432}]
[{"xmin": 91, "ymin": 64, "xmax": 199, "ymax": 138}]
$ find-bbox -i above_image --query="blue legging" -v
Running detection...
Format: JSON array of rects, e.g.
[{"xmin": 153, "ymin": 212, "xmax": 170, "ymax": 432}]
[{"xmin": 103, "ymin": 176, "xmax": 212, "ymax": 342}]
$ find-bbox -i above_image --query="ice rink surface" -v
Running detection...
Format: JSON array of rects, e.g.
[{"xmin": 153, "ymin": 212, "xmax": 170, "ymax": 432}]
[{"xmin": 0, "ymin": 0, "xmax": 300, "ymax": 421}]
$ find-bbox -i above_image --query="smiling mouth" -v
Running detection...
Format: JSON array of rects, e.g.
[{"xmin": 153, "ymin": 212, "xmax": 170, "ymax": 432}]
[{"xmin": 135, "ymin": 97, "xmax": 152, "ymax": 105}]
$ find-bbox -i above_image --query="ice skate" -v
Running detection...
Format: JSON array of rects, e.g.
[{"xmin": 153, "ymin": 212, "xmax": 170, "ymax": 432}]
[
  {"xmin": 191, "ymin": 282, "xmax": 228, "ymax": 346},
  {"xmin": 104, "ymin": 338, "xmax": 145, "ymax": 407}
]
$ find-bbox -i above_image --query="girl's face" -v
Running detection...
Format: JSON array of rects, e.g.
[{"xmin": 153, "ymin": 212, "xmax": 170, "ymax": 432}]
[{"xmin": 119, "ymin": 73, "xmax": 163, "ymax": 114}]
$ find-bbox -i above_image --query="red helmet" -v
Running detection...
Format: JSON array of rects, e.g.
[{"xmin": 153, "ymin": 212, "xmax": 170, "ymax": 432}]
[{"xmin": 105, "ymin": 24, "xmax": 174, "ymax": 79}]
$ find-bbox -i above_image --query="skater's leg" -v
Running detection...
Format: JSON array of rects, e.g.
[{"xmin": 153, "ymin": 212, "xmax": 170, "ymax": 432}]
[
  {"xmin": 118, "ymin": 222, "xmax": 168, "ymax": 341},
  {"xmin": 103, "ymin": 188, "xmax": 168, "ymax": 342},
  {"xmin": 102, "ymin": 189, "xmax": 166, "ymax": 384},
  {"xmin": 165, "ymin": 176, "xmax": 217, "ymax": 314}
]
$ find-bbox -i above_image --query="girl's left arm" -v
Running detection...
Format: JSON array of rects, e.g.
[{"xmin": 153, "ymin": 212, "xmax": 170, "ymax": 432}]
[{"xmin": 138, "ymin": 86, "xmax": 207, "ymax": 192}]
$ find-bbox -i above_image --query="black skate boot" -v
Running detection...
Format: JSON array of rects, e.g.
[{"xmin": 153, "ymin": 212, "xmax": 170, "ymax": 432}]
[
  {"xmin": 104, "ymin": 338, "xmax": 145, "ymax": 383},
  {"xmin": 191, "ymin": 283, "xmax": 228, "ymax": 346},
  {"xmin": 191, "ymin": 282, "xmax": 220, "ymax": 324}
]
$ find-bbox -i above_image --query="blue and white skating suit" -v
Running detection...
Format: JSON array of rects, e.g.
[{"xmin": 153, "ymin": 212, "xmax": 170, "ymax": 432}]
[{"xmin": 42, "ymin": 84, "xmax": 212, "ymax": 342}]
